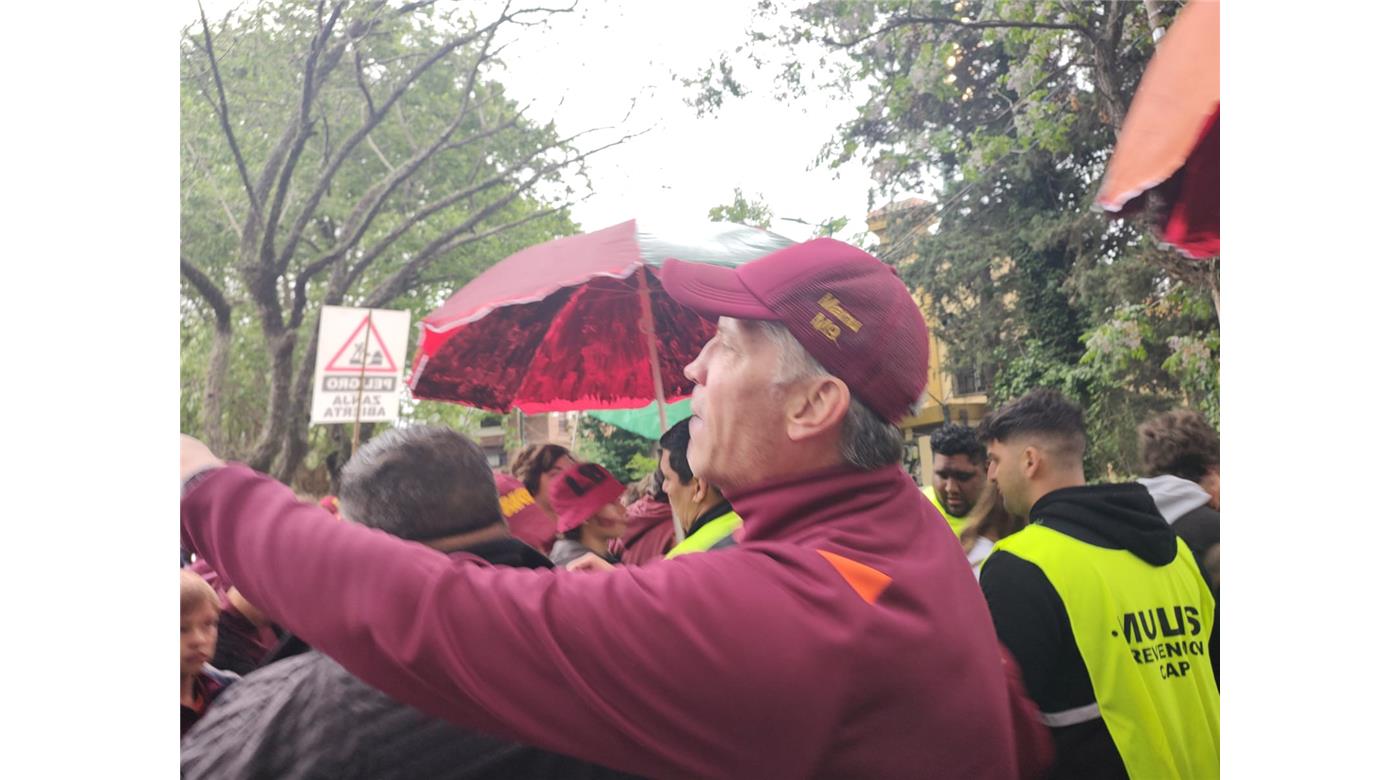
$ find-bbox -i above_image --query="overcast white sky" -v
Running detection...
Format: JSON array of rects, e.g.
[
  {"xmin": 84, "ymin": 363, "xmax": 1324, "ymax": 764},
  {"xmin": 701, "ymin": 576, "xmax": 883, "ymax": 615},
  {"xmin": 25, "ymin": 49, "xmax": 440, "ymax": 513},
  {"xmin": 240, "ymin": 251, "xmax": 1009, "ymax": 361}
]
[
  {"xmin": 487, "ymin": 0, "xmax": 883, "ymax": 243},
  {"xmin": 195, "ymin": 0, "xmax": 907, "ymax": 243}
]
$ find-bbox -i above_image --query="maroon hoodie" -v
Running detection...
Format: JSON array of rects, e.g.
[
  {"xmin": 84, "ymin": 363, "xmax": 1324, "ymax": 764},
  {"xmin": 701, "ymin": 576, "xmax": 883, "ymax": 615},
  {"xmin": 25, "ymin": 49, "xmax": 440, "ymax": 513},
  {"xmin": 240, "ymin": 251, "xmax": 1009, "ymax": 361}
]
[
  {"xmin": 619, "ymin": 495, "xmax": 675, "ymax": 565},
  {"xmin": 181, "ymin": 462, "xmax": 1039, "ymax": 778}
]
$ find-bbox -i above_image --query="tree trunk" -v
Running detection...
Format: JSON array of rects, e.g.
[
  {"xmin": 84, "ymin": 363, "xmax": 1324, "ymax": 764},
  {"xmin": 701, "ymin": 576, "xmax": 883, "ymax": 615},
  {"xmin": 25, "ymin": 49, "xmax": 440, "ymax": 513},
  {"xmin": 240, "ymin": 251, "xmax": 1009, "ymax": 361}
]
[
  {"xmin": 325, "ymin": 422, "xmax": 356, "ymax": 494},
  {"xmin": 247, "ymin": 329, "xmax": 297, "ymax": 472},
  {"xmin": 273, "ymin": 321, "xmax": 324, "ymax": 482},
  {"xmin": 202, "ymin": 321, "xmax": 232, "ymax": 453}
]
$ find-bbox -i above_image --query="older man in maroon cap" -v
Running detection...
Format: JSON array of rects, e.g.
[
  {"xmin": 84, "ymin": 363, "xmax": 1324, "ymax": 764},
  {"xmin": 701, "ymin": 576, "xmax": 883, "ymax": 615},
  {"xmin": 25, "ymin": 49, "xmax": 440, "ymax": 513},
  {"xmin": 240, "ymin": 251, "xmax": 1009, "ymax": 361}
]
[{"xmin": 179, "ymin": 238, "xmax": 1049, "ymax": 779}]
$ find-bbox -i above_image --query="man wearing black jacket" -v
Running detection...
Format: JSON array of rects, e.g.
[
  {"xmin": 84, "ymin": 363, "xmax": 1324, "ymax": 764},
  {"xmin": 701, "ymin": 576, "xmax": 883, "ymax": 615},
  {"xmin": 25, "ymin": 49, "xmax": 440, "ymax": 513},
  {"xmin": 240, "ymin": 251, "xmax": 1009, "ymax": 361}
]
[
  {"xmin": 978, "ymin": 390, "xmax": 1219, "ymax": 780},
  {"xmin": 657, "ymin": 417, "xmax": 741, "ymax": 557},
  {"xmin": 181, "ymin": 427, "xmax": 635, "ymax": 780}
]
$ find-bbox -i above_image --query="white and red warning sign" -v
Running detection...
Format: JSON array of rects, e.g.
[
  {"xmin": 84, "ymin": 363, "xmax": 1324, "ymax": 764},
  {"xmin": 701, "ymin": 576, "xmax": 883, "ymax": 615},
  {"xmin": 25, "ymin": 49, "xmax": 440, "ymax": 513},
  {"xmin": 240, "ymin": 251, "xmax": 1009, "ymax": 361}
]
[{"xmin": 310, "ymin": 306, "xmax": 411, "ymax": 426}]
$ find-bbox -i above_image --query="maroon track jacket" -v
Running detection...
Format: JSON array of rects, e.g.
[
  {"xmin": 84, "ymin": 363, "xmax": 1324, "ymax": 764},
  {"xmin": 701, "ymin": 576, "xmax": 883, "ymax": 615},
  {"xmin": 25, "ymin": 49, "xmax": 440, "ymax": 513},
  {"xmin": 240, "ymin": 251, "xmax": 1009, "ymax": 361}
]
[{"xmin": 182, "ymin": 462, "xmax": 1035, "ymax": 778}]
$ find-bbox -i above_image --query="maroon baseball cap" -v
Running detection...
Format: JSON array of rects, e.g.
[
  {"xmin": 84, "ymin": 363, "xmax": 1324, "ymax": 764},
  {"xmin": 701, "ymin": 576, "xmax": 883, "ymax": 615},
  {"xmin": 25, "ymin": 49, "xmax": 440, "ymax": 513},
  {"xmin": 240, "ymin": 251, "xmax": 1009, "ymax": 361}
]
[
  {"xmin": 494, "ymin": 471, "xmax": 556, "ymax": 553},
  {"xmin": 659, "ymin": 238, "xmax": 929, "ymax": 424},
  {"xmin": 547, "ymin": 462, "xmax": 627, "ymax": 534}
]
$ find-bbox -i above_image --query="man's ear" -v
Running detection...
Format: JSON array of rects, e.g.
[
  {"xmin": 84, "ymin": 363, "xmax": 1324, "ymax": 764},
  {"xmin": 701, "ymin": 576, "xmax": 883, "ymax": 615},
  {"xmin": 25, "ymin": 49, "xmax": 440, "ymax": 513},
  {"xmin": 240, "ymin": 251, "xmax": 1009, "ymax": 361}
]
[
  {"xmin": 785, "ymin": 376, "xmax": 851, "ymax": 443},
  {"xmin": 1022, "ymin": 443, "xmax": 1043, "ymax": 480},
  {"xmin": 692, "ymin": 477, "xmax": 710, "ymax": 505}
]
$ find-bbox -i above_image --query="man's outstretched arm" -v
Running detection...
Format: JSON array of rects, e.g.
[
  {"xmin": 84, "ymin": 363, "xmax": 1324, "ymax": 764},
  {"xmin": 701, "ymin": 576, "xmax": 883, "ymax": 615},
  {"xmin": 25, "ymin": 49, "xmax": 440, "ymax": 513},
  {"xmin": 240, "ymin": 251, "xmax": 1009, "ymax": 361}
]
[{"xmin": 178, "ymin": 439, "xmax": 829, "ymax": 778}]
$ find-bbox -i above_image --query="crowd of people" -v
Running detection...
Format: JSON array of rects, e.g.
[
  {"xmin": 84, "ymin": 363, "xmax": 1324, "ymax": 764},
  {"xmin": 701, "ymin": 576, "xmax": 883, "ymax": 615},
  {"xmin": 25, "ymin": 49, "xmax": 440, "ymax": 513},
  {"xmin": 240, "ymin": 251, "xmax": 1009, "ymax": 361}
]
[{"xmin": 179, "ymin": 237, "xmax": 1220, "ymax": 778}]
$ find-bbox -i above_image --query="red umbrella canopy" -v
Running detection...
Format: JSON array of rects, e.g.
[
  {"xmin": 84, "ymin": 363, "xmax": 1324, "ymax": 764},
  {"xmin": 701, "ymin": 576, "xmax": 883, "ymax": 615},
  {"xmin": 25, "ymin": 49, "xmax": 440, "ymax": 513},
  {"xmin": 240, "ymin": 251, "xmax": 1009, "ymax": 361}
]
[
  {"xmin": 409, "ymin": 219, "xmax": 794, "ymax": 413},
  {"xmin": 1096, "ymin": 0, "xmax": 1219, "ymax": 259}
]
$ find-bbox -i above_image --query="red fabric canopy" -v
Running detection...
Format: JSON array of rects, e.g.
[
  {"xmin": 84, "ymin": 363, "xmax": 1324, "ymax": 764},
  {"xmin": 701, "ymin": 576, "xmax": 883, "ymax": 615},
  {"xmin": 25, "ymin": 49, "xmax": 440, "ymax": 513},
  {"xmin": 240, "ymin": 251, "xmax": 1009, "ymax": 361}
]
[{"xmin": 409, "ymin": 220, "xmax": 789, "ymax": 413}]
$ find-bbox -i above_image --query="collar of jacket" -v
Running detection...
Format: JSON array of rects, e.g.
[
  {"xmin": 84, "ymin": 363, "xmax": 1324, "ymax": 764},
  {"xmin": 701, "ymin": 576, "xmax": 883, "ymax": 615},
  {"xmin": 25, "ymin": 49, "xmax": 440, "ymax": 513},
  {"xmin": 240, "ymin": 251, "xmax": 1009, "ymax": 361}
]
[
  {"xmin": 424, "ymin": 522, "xmax": 513, "ymax": 554},
  {"xmin": 1029, "ymin": 483, "xmax": 1179, "ymax": 566},
  {"xmin": 727, "ymin": 463, "xmax": 907, "ymax": 544},
  {"xmin": 686, "ymin": 498, "xmax": 735, "ymax": 538}
]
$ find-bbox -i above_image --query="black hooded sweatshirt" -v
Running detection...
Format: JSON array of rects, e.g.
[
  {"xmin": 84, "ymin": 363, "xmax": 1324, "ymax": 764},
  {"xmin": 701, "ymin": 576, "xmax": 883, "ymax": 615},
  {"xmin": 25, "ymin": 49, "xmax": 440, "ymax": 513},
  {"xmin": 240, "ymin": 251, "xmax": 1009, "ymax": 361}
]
[{"xmin": 980, "ymin": 483, "xmax": 1218, "ymax": 780}]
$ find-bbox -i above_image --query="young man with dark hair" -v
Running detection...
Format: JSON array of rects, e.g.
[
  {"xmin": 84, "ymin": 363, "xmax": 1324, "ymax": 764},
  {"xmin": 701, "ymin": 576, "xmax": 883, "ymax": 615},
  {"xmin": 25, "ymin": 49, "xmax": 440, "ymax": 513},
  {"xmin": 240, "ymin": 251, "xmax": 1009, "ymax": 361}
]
[
  {"xmin": 658, "ymin": 417, "xmax": 741, "ymax": 558},
  {"xmin": 978, "ymin": 389, "xmax": 1219, "ymax": 780},
  {"xmin": 180, "ymin": 238, "xmax": 1050, "ymax": 778},
  {"xmin": 182, "ymin": 427, "xmax": 629, "ymax": 780},
  {"xmin": 922, "ymin": 423, "xmax": 989, "ymax": 536}
]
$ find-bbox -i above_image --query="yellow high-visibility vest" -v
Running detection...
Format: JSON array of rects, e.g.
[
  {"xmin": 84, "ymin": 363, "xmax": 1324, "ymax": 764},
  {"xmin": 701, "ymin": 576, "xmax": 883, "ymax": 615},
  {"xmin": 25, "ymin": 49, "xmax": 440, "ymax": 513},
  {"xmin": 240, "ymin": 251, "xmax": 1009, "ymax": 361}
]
[
  {"xmin": 920, "ymin": 485, "xmax": 968, "ymax": 537},
  {"xmin": 665, "ymin": 511, "xmax": 742, "ymax": 559},
  {"xmin": 993, "ymin": 524, "xmax": 1220, "ymax": 779}
]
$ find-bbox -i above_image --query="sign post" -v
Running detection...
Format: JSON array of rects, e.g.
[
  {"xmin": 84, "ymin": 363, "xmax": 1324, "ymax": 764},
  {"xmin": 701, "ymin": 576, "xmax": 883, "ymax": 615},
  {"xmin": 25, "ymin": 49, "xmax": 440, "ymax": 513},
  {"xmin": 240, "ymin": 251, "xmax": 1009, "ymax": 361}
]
[{"xmin": 311, "ymin": 306, "xmax": 411, "ymax": 438}]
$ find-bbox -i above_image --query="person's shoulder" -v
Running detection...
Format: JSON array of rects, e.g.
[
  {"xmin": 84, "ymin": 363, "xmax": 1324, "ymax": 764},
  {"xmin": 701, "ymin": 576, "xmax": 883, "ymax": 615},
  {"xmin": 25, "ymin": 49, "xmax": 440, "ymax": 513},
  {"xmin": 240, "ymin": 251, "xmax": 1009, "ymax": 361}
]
[
  {"xmin": 183, "ymin": 652, "xmax": 376, "ymax": 775},
  {"xmin": 979, "ymin": 548, "xmax": 1056, "ymax": 599},
  {"xmin": 1175, "ymin": 503, "xmax": 1220, "ymax": 530},
  {"xmin": 966, "ymin": 536, "xmax": 994, "ymax": 567},
  {"xmin": 201, "ymin": 663, "xmax": 240, "ymax": 686},
  {"xmin": 1171, "ymin": 505, "xmax": 1220, "ymax": 550}
]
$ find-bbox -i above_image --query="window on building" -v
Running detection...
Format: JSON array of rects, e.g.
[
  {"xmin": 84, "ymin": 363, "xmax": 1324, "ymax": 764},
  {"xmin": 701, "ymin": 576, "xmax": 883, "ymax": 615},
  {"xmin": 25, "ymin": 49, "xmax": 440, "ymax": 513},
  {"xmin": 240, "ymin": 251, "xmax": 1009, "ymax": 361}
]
[{"xmin": 952, "ymin": 364, "xmax": 987, "ymax": 396}]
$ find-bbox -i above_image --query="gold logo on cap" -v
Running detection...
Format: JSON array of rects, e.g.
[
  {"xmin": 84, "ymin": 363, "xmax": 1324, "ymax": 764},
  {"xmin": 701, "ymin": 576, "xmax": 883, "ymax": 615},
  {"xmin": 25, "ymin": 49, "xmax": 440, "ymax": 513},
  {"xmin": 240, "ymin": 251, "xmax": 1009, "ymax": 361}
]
[
  {"xmin": 819, "ymin": 293, "xmax": 863, "ymax": 333},
  {"xmin": 811, "ymin": 312, "xmax": 842, "ymax": 342}
]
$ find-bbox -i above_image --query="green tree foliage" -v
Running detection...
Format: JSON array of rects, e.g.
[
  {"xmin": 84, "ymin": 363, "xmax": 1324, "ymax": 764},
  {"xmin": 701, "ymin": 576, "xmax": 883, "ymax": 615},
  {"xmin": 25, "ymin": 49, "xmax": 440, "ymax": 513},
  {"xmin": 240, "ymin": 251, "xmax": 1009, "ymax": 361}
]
[
  {"xmin": 708, "ymin": 187, "xmax": 774, "ymax": 229},
  {"xmin": 181, "ymin": 0, "xmax": 633, "ymax": 486},
  {"xmin": 573, "ymin": 415, "xmax": 658, "ymax": 484},
  {"xmin": 686, "ymin": 0, "xmax": 1218, "ymax": 479}
]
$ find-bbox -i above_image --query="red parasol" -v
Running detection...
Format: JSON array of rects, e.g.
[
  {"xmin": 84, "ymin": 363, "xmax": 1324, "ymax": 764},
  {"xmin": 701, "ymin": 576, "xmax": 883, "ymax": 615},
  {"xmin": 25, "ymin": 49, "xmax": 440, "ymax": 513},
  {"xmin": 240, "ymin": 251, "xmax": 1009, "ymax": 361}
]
[
  {"xmin": 408, "ymin": 219, "xmax": 793, "ymax": 421},
  {"xmin": 1096, "ymin": 0, "xmax": 1219, "ymax": 259}
]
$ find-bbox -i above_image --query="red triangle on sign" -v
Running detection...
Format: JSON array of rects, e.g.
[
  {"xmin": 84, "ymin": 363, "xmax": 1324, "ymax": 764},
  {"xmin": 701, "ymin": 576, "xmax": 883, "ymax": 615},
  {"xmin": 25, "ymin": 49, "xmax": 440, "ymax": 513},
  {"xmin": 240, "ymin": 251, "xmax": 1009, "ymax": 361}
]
[{"xmin": 324, "ymin": 315, "xmax": 399, "ymax": 373}]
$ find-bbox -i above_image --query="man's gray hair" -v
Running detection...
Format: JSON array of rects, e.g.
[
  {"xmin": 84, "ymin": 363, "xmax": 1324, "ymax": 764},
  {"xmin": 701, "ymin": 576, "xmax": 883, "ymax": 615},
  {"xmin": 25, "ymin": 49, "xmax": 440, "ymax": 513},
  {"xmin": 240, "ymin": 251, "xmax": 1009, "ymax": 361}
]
[
  {"xmin": 755, "ymin": 321, "xmax": 915, "ymax": 470},
  {"xmin": 338, "ymin": 426, "xmax": 503, "ymax": 541}
]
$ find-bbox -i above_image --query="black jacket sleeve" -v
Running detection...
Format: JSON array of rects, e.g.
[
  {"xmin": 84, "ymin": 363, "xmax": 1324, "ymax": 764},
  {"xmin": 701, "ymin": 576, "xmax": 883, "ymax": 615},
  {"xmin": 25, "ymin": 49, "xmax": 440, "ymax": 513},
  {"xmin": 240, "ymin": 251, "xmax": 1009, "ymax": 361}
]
[{"xmin": 980, "ymin": 550, "xmax": 1073, "ymax": 711}]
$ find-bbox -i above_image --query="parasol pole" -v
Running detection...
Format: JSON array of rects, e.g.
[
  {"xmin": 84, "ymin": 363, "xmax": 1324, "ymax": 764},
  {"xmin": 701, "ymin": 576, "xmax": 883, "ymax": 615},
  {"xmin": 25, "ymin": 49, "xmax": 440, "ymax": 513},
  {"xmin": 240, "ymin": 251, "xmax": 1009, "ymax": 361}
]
[
  {"xmin": 637, "ymin": 269, "xmax": 684, "ymax": 543},
  {"xmin": 350, "ymin": 310, "xmax": 374, "ymax": 454},
  {"xmin": 636, "ymin": 268, "xmax": 669, "ymax": 435}
]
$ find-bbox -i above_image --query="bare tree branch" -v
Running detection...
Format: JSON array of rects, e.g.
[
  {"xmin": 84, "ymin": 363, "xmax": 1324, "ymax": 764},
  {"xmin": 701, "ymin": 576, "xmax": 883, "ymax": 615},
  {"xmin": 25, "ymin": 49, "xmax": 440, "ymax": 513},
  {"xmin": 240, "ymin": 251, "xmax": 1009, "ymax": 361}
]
[
  {"xmin": 183, "ymin": 137, "xmax": 244, "ymax": 240},
  {"xmin": 183, "ymin": 257, "xmax": 237, "ymax": 453},
  {"xmin": 337, "ymin": 121, "xmax": 604, "ymax": 289},
  {"xmin": 359, "ymin": 127, "xmax": 638, "ymax": 305},
  {"xmin": 365, "ymin": 203, "xmax": 569, "ymax": 308},
  {"xmin": 181, "ymin": 257, "xmax": 233, "ymax": 328},
  {"xmin": 396, "ymin": 0, "xmax": 438, "ymax": 15},
  {"xmin": 269, "ymin": 12, "xmax": 502, "ymax": 281},
  {"xmin": 258, "ymin": 0, "xmax": 354, "ymax": 280},
  {"xmin": 353, "ymin": 46, "xmax": 376, "ymax": 117},
  {"xmin": 293, "ymin": 106, "xmax": 525, "ymax": 300},
  {"xmin": 365, "ymin": 134, "xmax": 395, "ymax": 170},
  {"xmin": 283, "ymin": 44, "xmax": 521, "ymax": 331},
  {"xmin": 197, "ymin": 2, "xmax": 259, "ymax": 213}
]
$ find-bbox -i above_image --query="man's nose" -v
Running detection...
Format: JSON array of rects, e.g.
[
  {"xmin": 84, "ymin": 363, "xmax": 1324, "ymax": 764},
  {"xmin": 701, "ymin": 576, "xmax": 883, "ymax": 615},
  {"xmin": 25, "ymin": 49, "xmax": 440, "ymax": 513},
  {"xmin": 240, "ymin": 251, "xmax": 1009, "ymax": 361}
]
[{"xmin": 685, "ymin": 339, "xmax": 715, "ymax": 384}]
